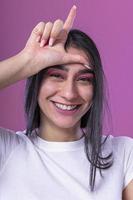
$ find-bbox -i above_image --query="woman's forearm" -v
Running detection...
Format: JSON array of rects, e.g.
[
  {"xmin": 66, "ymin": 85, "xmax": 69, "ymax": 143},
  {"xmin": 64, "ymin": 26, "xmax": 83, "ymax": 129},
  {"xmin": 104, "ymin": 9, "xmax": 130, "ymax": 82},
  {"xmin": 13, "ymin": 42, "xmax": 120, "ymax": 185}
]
[{"xmin": 0, "ymin": 51, "xmax": 31, "ymax": 89}]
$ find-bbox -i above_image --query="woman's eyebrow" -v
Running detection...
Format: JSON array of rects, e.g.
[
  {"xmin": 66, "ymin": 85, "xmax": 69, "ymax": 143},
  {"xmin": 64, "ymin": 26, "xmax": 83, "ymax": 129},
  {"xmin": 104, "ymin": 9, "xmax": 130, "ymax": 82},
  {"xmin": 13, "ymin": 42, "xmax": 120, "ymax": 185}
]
[
  {"xmin": 48, "ymin": 65, "xmax": 94, "ymax": 74},
  {"xmin": 77, "ymin": 69, "xmax": 94, "ymax": 75},
  {"xmin": 48, "ymin": 65, "xmax": 68, "ymax": 71}
]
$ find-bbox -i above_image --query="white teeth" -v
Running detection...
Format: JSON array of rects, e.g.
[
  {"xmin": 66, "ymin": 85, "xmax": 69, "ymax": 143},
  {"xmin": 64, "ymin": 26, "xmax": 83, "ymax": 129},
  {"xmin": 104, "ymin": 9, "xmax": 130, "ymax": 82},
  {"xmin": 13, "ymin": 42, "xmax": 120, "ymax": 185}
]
[{"xmin": 54, "ymin": 103, "xmax": 77, "ymax": 110}]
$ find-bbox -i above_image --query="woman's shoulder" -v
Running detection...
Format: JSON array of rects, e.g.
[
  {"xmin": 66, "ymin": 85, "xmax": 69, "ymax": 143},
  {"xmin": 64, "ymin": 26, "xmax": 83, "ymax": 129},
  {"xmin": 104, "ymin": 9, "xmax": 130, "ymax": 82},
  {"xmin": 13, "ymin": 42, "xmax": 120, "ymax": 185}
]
[
  {"xmin": 107, "ymin": 134, "xmax": 133, "ymax": 147},
  {"xmin": 0, "ymin": 127, "xmax": 29, "ymax": 149},
  {"xmin": 0, "ymin": 127, "xmax": 18, "ymax": 143},
  {"xmin": 107, "ymin": 135, "xmax": 133, "ymax": 189},
  {"xmin": 102, "ymin": 134, "xmax": 133, "ymax": 156},
  {"xmin": 0, "ymin": 128, "xmax": 24, "ymax": 168},
  {"xmin": 0, "ymin": 126, "xmax": 23, "ymax": 139},
  {"xmin": 0, "ymin": 127, "xmax": 37, "ymax": 146}
]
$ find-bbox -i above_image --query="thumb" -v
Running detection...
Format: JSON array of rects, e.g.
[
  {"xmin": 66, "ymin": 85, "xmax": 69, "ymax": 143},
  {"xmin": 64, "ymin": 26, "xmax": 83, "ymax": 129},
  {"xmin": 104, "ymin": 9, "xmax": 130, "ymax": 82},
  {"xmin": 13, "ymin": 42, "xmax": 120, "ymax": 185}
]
[
  {"xmin": 26, "ymin": 22, "xmax": 45, "ymax": 45},
  {"xmin": 64, "ymin": 53, "xmax": 87, "ymax": 65}
]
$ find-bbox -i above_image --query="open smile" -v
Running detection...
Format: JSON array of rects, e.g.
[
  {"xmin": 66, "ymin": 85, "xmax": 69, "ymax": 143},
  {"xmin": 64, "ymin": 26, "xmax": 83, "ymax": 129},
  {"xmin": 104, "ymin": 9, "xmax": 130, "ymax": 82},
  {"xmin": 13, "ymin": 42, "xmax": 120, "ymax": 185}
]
[{"xmin": 51, "ymin": 101, "xmax": 81, "ymax": 112}]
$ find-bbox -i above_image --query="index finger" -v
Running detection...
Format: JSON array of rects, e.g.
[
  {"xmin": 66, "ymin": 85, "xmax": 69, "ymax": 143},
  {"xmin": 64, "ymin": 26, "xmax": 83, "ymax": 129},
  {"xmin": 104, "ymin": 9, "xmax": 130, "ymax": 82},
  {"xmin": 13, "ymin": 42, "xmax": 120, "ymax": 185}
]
[{"xmin": 63, "ymin": 5, "xmax": 77, "ymax": 32}]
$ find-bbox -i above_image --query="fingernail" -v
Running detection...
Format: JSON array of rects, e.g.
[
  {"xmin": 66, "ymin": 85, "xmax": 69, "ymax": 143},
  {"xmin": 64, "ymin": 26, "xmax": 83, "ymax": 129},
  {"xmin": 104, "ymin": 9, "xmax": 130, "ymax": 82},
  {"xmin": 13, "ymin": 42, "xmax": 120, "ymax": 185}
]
[
  {"xmin": 73, "ymin": 5, "xmax": 77, "ymax": 9},
  {"xmin": 84, "ymin": 64, "xmax": 91, "ymax": 69},
  {"xmin": 49, "ymin": 38, "xmax": 54, "ymax": 46},
  {"xmin": 40, "ymin": 39, "xmax": 46, "ymax": 47}
]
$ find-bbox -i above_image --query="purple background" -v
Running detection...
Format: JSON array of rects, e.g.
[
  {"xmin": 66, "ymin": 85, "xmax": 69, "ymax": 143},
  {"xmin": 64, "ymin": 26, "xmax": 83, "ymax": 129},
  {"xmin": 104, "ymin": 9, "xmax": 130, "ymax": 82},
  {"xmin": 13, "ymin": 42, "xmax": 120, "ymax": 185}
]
[{"xmin": 0, "ymin": 0, "xmax": 133, "ymax": 137}]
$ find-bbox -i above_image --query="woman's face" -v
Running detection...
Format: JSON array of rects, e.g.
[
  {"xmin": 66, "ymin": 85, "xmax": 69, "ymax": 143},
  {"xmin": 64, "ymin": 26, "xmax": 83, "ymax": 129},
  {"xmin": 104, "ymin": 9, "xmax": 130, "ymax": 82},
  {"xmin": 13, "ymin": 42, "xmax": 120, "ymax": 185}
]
[{"xmin": 38, "ymin": 47, "xmax": 94, "ymax": 131}]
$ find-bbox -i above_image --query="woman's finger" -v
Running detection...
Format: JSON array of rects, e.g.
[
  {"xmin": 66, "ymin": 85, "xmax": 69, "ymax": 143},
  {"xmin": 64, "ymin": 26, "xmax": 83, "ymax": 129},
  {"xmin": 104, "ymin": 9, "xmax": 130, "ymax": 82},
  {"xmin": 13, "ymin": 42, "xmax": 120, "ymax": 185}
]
[
  {"xmin": 40, "ymin": 22, "xmax": 53, "ymax": 47},
  {"xmin": 49, "ymin": 19, "xmax": 63, "ymax": 46},
  {"xmin": 49, "ymin": 6, "xmax": 77, "ymax": 46},
  {"xmin": 27, "ymin": 22, "xmax": 45, "ymax": 45},
  {"xmin": 63, "ymin": 5, "xmax": 77, "ymax": 32}
]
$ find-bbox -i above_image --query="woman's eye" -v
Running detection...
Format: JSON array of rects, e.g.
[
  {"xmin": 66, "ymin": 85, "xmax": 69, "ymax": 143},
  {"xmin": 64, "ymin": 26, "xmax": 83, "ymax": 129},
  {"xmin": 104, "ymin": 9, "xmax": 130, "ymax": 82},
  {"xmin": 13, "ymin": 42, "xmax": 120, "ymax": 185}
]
[
  {"xmin": 77, "ymin": 77, "xmax": 94, "ymax": 84},
  {"xmin": 49, "ymin": 73, "xmax": 64, "ymax": 79}
]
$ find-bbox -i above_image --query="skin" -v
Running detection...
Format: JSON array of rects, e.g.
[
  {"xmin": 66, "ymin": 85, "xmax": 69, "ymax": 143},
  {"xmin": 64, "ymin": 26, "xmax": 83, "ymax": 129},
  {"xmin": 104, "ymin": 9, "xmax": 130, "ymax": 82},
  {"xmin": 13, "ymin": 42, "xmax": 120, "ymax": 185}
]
[
  {"xmin": 122, "ymin": 181, "xmax": 133, "ymax": 200},
  {"xmin": 38, "ymin": 47, "xmax": 94, "ymax": 142},
  {"xmin": 0, "ymin": 5, "xmax": 132, "ymax": 199},
  {"xmin": 0, "ymin": 6, "xmax": 86, "ymax": 89}
]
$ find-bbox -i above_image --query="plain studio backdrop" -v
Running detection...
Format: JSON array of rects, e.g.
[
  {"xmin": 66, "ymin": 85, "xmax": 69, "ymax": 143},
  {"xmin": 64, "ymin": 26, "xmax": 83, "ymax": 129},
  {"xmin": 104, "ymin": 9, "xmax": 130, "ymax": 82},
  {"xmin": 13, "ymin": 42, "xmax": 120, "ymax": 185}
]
[{"xmin": 0, "ymin": 0, "xmax": 133, "ymax": 137}]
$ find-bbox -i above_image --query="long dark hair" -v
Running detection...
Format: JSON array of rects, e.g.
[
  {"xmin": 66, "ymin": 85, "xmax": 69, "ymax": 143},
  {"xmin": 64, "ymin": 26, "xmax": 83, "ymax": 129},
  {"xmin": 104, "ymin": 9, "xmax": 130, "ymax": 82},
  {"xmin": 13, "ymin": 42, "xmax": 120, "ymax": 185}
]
[{"xmin": 25, "ymin": 29, "xmax": 113, "ymax": 191}]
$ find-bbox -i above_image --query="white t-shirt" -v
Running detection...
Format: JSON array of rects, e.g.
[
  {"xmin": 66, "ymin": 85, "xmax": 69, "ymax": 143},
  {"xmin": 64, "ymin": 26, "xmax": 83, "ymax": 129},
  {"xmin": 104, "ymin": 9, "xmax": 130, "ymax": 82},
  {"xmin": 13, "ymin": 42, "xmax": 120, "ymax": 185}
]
[{"xmin": 0, "ymin": 127, "xmax": 133, "ymax": 200}]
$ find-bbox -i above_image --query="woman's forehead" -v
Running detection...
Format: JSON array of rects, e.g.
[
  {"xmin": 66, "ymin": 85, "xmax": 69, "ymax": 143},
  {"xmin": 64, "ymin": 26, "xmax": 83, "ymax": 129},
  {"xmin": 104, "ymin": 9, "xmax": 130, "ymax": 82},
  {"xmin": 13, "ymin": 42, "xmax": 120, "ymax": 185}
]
[
  {"xmin": 67, "ymin": 46, "xmax": 93, "ymax": 68},
  {"xmin": 67, "ymin": 46, "xmax": 88, "ymax": 58},
  {"xmin": 64, "ymin": 63, "xmax": 92, "ymax": 71}
]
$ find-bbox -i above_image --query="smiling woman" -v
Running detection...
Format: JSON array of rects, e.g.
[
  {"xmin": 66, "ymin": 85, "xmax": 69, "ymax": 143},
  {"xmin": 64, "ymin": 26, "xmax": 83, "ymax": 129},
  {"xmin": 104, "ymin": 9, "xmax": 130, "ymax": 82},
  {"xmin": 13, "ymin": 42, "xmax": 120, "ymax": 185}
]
[
  {"xmin": 38, "ymin": 62, "xmax": 94, "ymax": 134},
  {"xmin": 0, "ymin": 5, "xmax": 133, "ymax": 200}
]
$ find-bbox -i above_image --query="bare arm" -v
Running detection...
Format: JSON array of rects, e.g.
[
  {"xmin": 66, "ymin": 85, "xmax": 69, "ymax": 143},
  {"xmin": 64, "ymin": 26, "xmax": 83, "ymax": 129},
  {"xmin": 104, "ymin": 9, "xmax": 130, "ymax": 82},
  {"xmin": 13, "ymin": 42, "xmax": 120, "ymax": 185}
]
[
  {"xmin": 0, "ymin": 6, "xmax": 86, "ymax": 90},
  {"xmin": 122, "ymin": 180, "xmax": 133, "ymax": 200},
  {"xmin": 0, "ymin": 52, "xmax": 31, "ymax": 89}
]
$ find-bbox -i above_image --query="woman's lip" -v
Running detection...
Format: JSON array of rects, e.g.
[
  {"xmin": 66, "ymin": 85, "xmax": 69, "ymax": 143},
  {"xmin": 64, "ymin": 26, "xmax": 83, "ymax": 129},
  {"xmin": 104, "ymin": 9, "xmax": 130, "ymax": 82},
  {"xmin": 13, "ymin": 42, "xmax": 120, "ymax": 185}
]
[
  {"xmin": 51, "ymin": 100, "xmax": 82, "ymax": 106},
  {"xmin": 51, "ymin": 101, "xmax": 81, "ymax": 116}
]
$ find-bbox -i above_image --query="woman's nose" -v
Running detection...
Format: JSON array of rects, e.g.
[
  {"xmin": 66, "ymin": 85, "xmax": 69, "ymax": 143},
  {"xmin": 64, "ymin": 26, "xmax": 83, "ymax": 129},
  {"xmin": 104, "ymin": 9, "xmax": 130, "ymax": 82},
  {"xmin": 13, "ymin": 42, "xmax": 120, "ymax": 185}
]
[{"xmin": 60, "ymin": 80, "xmax": 78, "ymax": 101}]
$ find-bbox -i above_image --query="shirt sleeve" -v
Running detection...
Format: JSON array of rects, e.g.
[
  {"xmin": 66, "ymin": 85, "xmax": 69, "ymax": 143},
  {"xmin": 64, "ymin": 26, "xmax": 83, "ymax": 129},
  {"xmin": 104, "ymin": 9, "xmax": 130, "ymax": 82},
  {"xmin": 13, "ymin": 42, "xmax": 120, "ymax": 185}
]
[
  {"xmin": 0, "ymin": 127, "xmax": 21, "ymax": 171},
  {"xmin": 123, "ymin": 136, "xmax": 133, "ymax": 189}
]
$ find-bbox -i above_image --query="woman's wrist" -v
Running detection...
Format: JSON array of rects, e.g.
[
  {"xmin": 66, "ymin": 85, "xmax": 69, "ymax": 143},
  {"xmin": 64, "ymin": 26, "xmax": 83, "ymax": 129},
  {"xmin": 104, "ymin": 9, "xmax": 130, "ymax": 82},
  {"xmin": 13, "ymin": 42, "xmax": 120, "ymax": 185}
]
[
  {"xmin": 0, "ymin": 50, "xmax": 35, "ymax": 89},
  {"xmin": 19, "ymin": 48, "xmax": 48, "ymax": 79},
  {"xmin": 17, "ymin": 49, "xmax": 39, "ymax": 79}
]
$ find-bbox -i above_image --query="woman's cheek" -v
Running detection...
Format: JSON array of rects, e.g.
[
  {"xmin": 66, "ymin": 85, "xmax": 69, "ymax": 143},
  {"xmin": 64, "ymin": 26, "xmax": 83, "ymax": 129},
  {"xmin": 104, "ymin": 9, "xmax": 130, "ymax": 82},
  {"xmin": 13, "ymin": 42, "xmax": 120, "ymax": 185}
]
[
  {"xmin": 80, "ymin": 86, "xmax": 93, "ymax": 101},
  {"xmin": 39, "ymin": 81, "xmax": 59, "ymax": 97}
]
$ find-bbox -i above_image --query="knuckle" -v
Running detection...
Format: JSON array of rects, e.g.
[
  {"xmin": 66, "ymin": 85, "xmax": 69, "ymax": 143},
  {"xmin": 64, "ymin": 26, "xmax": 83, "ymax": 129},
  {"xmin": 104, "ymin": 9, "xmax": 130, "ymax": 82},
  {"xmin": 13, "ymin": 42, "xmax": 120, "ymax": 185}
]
[
  {"xmin": 46, "ymin": 21, "xmax": 53, "ymax": 27},
  {"xmin": 42, "ymin": 35, "xmax": 48, "ymax": 40},
  {"xmin": 38, "ymin": 21, "xmax": 45, "ymax": 26},
  {"xmin": 33, "ymin": 22, "xmax": 45, "ymax": 34},
  {"xmin": 33, "ymin": 27, "xmax": 40, "ymax": 34},
  {"xmin": 33, "ymin": 26, "xmax": 38, "ymax": 32},
  {"xmin": 42, "ymin": 31, "xmax": 50, "ymax": 39},
  {"xmin": 55, "ymin": 19, "xmax": 63, "ymax": 24},
  {"xmin": 50, "ymin": 33, "xmax": 56, "ymax": 39}
]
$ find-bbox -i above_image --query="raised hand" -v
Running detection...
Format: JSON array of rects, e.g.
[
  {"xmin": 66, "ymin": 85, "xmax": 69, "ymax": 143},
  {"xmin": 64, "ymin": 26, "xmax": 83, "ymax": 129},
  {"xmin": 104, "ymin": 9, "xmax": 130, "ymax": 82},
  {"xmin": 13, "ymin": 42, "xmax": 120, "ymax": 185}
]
[{"xmin": 22, "ymin": 5, "xmax": 86, "ymax": 76}]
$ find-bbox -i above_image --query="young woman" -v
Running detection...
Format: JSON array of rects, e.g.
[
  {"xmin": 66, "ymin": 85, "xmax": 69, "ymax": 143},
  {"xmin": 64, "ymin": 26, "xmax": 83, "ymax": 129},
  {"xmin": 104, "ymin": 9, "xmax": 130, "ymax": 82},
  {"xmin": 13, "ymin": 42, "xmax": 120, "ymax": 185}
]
[{"xmin": 0, "ymin": 6, "xmax": 133, "ymax": 200}]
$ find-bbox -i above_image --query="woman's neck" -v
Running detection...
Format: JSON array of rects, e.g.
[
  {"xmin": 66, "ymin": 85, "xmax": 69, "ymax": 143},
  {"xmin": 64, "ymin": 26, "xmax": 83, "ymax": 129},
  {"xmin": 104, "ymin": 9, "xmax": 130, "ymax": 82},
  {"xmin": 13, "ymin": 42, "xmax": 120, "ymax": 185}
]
[{"xmin": 38, "ymin": 123, "xmax": 83, "ymax": 142}]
